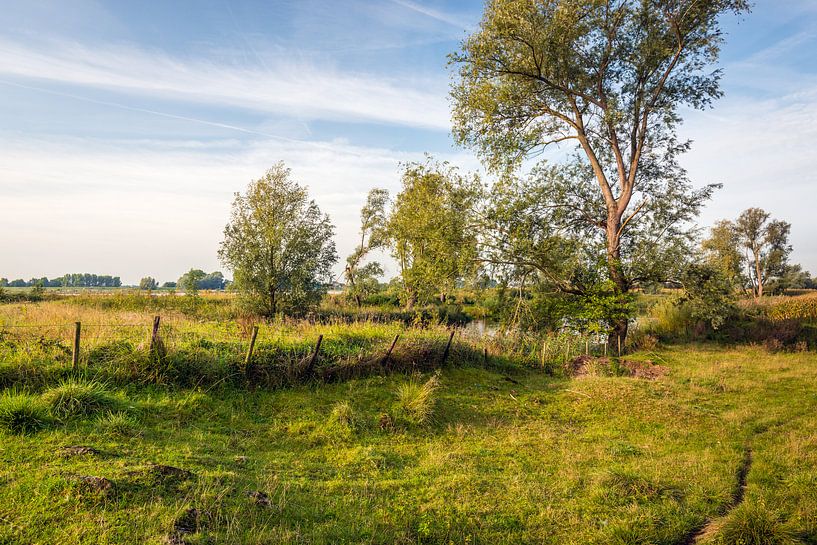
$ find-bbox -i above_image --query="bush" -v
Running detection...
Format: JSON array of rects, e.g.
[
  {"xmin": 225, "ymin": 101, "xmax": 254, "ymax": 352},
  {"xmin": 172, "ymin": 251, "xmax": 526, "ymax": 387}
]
[
  {"xmin": 712, "ymin": 501, "xmax": 799, "ymax": 545},
  {"xmin": 396, "ymin": 374, "xmax": 440, "ymax": 425},
  {"xmin": 42, "ymin": 378, "xmax": 117, "ymax": 420},
  {"xmin": 0, "ymin": 390, "xmax": 48, "ymax": 434}
]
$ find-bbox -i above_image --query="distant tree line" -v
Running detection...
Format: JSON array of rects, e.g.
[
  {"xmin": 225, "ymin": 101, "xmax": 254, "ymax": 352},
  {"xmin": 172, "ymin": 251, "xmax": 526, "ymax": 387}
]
[
  {"xmin": 0, "ymin": 274, "xmax": 122, "ymax": 288},
  {"xmin": 176, "ymin": 269, "xmax": 227, "ymax": 292}
]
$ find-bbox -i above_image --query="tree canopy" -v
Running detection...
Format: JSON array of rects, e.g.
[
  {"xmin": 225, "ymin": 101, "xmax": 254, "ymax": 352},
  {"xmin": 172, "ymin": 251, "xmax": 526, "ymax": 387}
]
[
  {"xmin": 451, "ymin": 0, "xmax": 749, "ymax": 342},
  {"xmin": 219, "ymin": 162, "xmax": 337, "ymax": 316},
  {"xmin": 387, "ymin": 158, "xmax": 482, "ymax": 307}
]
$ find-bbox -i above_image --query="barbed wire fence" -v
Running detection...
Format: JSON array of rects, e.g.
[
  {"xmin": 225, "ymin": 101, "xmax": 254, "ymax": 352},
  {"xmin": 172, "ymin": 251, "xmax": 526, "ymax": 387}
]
[{"xmin": 0, "ymin": 316, "xmax": 622, "ymax": 387}]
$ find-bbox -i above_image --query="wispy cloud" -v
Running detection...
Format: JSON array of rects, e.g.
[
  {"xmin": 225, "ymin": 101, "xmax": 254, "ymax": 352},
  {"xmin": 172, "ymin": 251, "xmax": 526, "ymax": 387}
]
[
  {"xmin": 680, "ymin": 86, "xmax": 817, "ymax": 272},
  {"xmin": 389, "ymin": 0, "xmax": 471, "ymax": 31},
  {"xmin": 0, "ymin": 134, "xmax": 478, "ymax": 282},
  {"xmin": 0, "ymin": 37, "xmax": 451, "ymax": 130}
]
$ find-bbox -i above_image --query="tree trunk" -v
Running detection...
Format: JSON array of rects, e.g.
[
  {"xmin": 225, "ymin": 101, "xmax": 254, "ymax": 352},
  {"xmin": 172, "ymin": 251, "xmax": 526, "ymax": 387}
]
[
  {"xmin": 345, "ymin": 267, "xmax": 362, "ymax": 308},
  {"xmin": 405, "ymin": 290, "xmax": 416, "ymax": 310},
  {"xmin": 606, "ymin": 218, "xmax": 629, "ymax": 351},
  {"xmin": 754, "ymin": 250, "xmax": 763, "ymax": 298},
  {"xmin": 269, "ymin": 287, "xmax": 277, "ymax": 316}
]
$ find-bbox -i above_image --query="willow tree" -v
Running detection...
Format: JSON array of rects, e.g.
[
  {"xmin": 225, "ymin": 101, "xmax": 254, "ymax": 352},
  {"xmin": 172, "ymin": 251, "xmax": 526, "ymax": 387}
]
[
  {"xmin": 451, "ymin": 0, "xmax": 749, "ymax": 343},
  {"xmin": 345, "ymin": 188, "xmax": 389, "ymax": 307},
  {"xmin": 219, "ymin": 163, "xmax": 337, "ymax": 316},
  {"xmin": 388, "ymin": 159, "xmax": 481, "ymax": 308}
]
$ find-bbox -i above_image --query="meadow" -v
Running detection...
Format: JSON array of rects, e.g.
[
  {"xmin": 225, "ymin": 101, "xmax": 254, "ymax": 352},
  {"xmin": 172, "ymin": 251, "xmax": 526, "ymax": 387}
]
[{"xmin": 0, "ymin": 293, "xmax": 816, "ymax": 544}]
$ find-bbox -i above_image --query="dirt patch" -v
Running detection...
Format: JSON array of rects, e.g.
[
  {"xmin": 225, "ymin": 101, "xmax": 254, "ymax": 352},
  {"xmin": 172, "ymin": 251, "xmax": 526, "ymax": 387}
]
[
  {"xmin": 124, "ymin": 463, "xmax": 195, "ymax": 490},
  {"xmin": 246, "ymin": 490, "xmax": 271, "ymax": 507},
  {"xmin": 620, "ymin": 359, "xmax": 669, "ymax": 380},
  {"xmin": 150, "ymin": 464, "xmax": 194, "ymax": 481},
  {"xmin": 163, "ymin": 507, "xmax": 209, "ymax": 545},
  {"xmin": 569, "ymin": 355, "xmax": 668, "ymax": 380},
  {"xmin": 67, "ymin": 474, "xmax": 114, "ymax": 495},
  {"xmin": 59, "ymin": 446, "xmax": 100, "ymax": 457}
]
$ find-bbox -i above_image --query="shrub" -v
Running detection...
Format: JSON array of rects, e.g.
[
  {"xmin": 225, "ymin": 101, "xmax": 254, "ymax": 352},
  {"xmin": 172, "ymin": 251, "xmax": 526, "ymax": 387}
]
[
  {"xmin": 42, "ymin": 378, "xmax": 117, "ymax": 420},
  {"xmin": 712, "ymin": 501, "xmax": 799, "ymax": 545},
  {"xmin": 0, "ymin": 390, "xmax": 48, "ymax": 434},
  {"xmin": 396, "ymin": 374, "xmax": 440, "ymax": 425}
]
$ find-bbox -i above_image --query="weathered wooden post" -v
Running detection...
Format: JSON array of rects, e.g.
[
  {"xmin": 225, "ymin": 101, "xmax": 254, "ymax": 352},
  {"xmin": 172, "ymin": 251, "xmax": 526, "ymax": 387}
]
[
  {"xmin": 483, "ymin": 346, "xmax": 489, "ymax": 365},
  {"xmin": 72, "ymin": 322, "xmax": 81, "ymax": 370},
  {"xmin": 149, "ymin": 315, "xmax": 161, "ymax": 355},
  {"xmin": 245, "ymin": 325, "xmax": 259, "ymax": 379},
  {"xmin": 380, "ymin": 334, "xmax": 400, "ymax": 367},
  {"xmin": 305, "ymin": 334, "xmax": 323, "ymax": 375},
  {"xmin": 618, "ymin": 335, "xmax": 622, "ymax": 357},
  {"xmin": 440, "ymin": 330, "xmax": 455, "ymax": 365}
]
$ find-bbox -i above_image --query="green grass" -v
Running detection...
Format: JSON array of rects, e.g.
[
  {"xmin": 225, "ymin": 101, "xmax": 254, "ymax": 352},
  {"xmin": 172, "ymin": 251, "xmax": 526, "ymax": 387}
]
[
  {"xmin": 0, "ymin": 389, "xmax": 49, "ymax": 434},
  {"xmin": 42, "ymin": 378, "xmax": 118, "ymax": 420},
  {"xmin": 0, "ymin": 345, "xmax": 815, "ymax": 544}
]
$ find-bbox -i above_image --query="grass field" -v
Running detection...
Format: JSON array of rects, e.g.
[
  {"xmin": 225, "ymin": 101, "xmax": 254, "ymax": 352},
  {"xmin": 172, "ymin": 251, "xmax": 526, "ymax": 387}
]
[{"xmin": 1, "ymin": 340, "xmax": 816, "ymax": 544}]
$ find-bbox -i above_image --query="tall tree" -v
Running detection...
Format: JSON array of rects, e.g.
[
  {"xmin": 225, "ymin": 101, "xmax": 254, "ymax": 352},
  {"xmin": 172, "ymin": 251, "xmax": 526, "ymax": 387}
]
[
  {"xmin": 479, "ymin": 160, "xmax": 709, "ymax": 333},
  {"xmin": 345, "ymin": 189, "xmax": 389, "ymax": 307},
  {"xmin": 734, "ymin": 207, "xmax": 791, "ymax": 298},
  {"xmin": 219, "ymin": 163, "xmax": 337, "ymax": 316},
  {"xmin": 451, "ymin": 0, "xmax": 749, "ymax": 343},
  {"xmin": 388, "ymin": 159, "xmax": 482, "ymax": 307}
]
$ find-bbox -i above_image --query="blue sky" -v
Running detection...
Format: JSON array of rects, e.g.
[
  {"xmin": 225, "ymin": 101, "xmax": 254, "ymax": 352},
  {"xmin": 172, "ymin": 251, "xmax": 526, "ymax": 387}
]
[{"xmin": 1, "ymin": 0, "xmax": 816, "ymax": 284}]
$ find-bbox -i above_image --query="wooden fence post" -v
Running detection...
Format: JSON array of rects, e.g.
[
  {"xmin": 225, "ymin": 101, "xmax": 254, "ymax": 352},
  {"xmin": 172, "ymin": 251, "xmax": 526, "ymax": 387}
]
[
  {"xmin": 483, "ymin": 346, "xmax": 489, "ymax": 366},
  {"xmin": 380, "ymin": 334, "xmax": 400, "ymax": 367},
  {"xmin": 245, "ymin": 325, "xmax": 259, "ymax": 378},
  {"xmin": 72, "ymin": 321, "xmax": 81, "ymax": 370},
  {"xmin": 618, "ymin": 335, "xmax": 621, "ymax": 357},
  {"xmin": 149, "ymin": 315, "xmax": 161, "ymax": 355},
  {"xmin": 440, "ymin": 330, "xmax": 455, "ymax": 365},
  {"xmin": 305, "ymin": 334, "xmax": 323, "ymax": 375}
]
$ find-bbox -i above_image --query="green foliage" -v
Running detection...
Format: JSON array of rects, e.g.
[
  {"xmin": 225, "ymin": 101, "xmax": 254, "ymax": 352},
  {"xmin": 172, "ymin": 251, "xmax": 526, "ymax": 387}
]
[
  {"xmin": 451, "ymin": 0, "xmax": 747, "ymax": 341},
  {"xmin": 177, "ymin": 269, "xmax": 224, "ymax": 292},
  {"xmin": 42, "ymin": 378, "xmax": 117, "ymax": 420},
  {"xmin": 345, "ymin": 188, "xmax": 389, "ymax": 307},
  {"xmin": 0, "ymin": 390, "xmax": 48, "ymax": 434},
  {"xmin": 219, "ymin": 162, "xmax": 337, "ymax": 316},
  {"xmin": 387, "ymin": 157, "xmax": 482, "ymax": 307},
  {"xmin": 679, "ymin": 264, "xmax": 737, "ymax": 330},
  {"xmin": 702, "ymin": 220, "xmax": 746, "ymax": 288},
  {"xmin": 395, "ymin": 373, "xmax": 440, "ymax": 425},
  {"xmin": 138, "ymin": 276, "xmax": 158, "ymax": 290}
]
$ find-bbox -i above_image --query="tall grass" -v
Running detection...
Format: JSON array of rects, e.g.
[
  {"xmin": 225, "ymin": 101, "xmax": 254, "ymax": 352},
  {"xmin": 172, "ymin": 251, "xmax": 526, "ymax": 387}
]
[
  {"xmin": 0, "ymin": 390, "xmax": 48, "ymax": 434},
  {"xmin": 395, "ymin": 374, "xmax": 440, "ymax": 425},
  {"xmin": 42, "ymin": 378, "xmax": 117, "ymax": 419}
]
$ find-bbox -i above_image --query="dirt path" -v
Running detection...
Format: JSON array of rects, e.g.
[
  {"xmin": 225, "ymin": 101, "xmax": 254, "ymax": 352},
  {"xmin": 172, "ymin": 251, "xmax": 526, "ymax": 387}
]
[{"xmin": 681, "ymin": 447, "xmax": 753, "ymax": 544}]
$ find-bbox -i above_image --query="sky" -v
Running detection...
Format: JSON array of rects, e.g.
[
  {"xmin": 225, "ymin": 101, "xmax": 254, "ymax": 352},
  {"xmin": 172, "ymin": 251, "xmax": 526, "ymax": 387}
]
[{"xmin": 0, "ymin": 0, "xmax": 816, "ymax": 285}]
